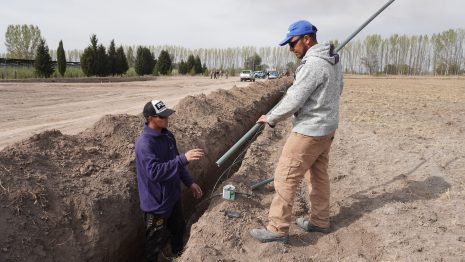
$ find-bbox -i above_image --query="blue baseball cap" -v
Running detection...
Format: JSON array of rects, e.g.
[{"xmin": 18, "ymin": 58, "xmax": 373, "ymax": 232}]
[{"xmin": 279, "ymin": 20, "xmax": 317, "ymax": 46}]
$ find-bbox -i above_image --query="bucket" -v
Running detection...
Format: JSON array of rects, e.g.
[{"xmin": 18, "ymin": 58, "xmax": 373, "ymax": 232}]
[{"xmin": 222, "ymin": 185, "xmax": 236, "ymax": 200}]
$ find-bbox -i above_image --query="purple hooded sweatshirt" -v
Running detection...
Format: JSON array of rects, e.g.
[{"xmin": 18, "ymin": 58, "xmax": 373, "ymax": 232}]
[{"xmin": 135, "ymin": 124, "xmax": 193, "ymax": 218}]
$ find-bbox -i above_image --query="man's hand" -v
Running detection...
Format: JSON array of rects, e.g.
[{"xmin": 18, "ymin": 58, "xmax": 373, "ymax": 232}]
[
  {"xmin": 257, "ymin": 115, "xmax": 268, "ymax": 124},
  {"xmin": 257, "ymin": 115, "xmax": 275, "ymax": 127},
  {"xmin": 190, "ymin": 183, "xmax": 203, "ymax": 199},
  {"xmin": 185, "ymin": 148, "xmax": 204, "ymax": 162}
]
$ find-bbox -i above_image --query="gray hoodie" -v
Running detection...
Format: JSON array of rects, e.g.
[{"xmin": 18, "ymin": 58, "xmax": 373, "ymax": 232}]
[{"xmin": 267, "ymin": 42, "xmax": 343, "ymax": 136}]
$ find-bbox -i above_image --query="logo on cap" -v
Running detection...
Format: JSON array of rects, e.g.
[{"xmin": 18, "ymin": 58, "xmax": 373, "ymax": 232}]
[
  {"xmin": 144, "ymin": 99, "xmax": 175, "ymax": 118},
  {"xmin": 152, "ymin": 101, "xmax": 167, "ymax": 114}
]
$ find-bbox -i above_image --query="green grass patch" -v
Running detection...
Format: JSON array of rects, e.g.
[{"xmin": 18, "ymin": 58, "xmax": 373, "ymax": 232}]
[
  {"xmin": 0, "ymin": 66, "xmax": 36, "ymax": 79},
  {"xmin": 0, "ymin": 66, "xmax": 142, "ymax": 79}
]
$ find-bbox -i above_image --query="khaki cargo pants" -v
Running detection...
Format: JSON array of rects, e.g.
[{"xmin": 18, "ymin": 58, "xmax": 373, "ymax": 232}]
[{"xmin": 267, "ymin": 131, "xmax": 335, "ymax": 234}]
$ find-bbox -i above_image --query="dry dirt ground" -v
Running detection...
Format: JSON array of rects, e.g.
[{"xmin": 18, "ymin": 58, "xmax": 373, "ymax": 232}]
[
  {"xmin": 0, "ymin": 76, "xmax": 464, "ymax": 261},
  {"xmin": 181, "ymin": 76, "xmax": 465, "ymax": 261},
  {"xmin": 0, "ymin": 76, "xmax": 252, "ymax": 150},
  {"xmin": 0, "ymin": 77, "xmax": 290, "ymax": 261}
]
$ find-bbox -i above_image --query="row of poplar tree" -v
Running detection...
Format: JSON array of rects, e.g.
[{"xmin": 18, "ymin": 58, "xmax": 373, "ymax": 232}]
[{"xmin": 336, "ymin": 29, "xmax": 465, "ymax": 75}]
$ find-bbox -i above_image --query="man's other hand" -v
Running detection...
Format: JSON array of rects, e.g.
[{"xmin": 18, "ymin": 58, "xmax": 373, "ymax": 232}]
[
  {"xmin": 185, "ymin": 148, "xmax": 204, "ymax": 162},
  {"xmin": 190, "ymin": 183, "xmax": 203, "ymax": 199}
]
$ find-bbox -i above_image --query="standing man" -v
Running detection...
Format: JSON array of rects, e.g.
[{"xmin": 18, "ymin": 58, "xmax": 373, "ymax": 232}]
[
  {"xmin": 135, "ymin": 100, "xmax": 204, "ymax": 261},
  {"xmin": 250, "ymin": 20, "xmax": 343, "ymax": 243}
]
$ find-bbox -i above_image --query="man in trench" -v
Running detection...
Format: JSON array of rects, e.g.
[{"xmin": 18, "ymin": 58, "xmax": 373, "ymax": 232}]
[
  {"xmin": 135, "ymin": 100, "xmax": 204, "ymax": 261},
  {"xmin": 250, "ymin": 20, "xmax": 343, "ymax": 243}
]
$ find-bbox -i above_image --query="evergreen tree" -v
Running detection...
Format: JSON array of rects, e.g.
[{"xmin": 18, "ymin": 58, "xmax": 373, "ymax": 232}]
[
  {"xmin": 57, "ymin": 40, "xmax": 67, "ymax": 76},
  {"xmin": 115, "ymin": 45, "xmax": 129, "ymax": 76},
  {"xmin": 80, "ymin": 34, "xmax": 98, "ymax": 76},
  {"xmin": 107, "ymin": 40, "xmax": 117, "ymax": 76},
  {"xmin": 34, "ymin": 38, "xmax": 54, "ymax": 78},
  {"xmin": 178, "ymin": 60, "xmax": 188, "ymax": 75},
  {"xmin": 95, "ymin": 44, "xmax": 109, "ymax": 77},
  {"xmin": 186, "ymin": 54, "xmax": 196, "ymax": 73},
  {"xmin": 157, "ymin": 50, "xmax": 172, "ymax": 75},
  {"xmin": 126, "ymin": 46, "xmax": 135, "ymax": 68},
  {"xmin": 194, "ymin": 55, "xmax": 203, "ymax": 74},
  {"xmin": 135, "ymin": 47, "xmax": 155, "ymax": 75}
]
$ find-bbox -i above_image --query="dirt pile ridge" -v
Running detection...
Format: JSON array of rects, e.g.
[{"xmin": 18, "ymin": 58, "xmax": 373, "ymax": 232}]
[
  {"xmin": 181, "ymin": 77, "xmax": 465, "ymax": 261},
  {"xmin": 0, "ymin": 78, "xmax": 292, "ymax": 261}
]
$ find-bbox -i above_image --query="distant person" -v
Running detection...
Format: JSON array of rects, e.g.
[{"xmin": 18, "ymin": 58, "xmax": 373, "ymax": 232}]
[
  {"xmin": 135, "ymin": 100, "xmax": 204, "ymax": 261},
  {"xmin": 210, "ymin": 71, "xmax": 214, "ymax": 79},
  {"xmin": 225, "ymin": 71, "xmax": 229, "ymax": 79},
  {"xmin": 250, "ymin": 20, "xmax": 343, "ymax": 243}
]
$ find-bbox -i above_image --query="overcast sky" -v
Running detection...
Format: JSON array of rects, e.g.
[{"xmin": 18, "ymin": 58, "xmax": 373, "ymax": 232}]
[{"xmin": 0, "ymin": 0, "xmax": 464, "ymax": 53}]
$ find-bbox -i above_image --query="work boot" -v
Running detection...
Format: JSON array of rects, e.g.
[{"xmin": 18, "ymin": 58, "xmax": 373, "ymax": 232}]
[
  {"xmin": 296, "ymin": 217, "xmax": 330, "ymax": 234},
  {"xmin": 250, "ymin": 228, "xmax": 289, "ymax": 243}
]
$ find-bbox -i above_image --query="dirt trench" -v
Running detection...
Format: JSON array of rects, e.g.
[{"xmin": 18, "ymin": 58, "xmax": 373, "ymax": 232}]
[{"xmin": 0, "ymin": 78, "xmax": 292, "ymax": 261}]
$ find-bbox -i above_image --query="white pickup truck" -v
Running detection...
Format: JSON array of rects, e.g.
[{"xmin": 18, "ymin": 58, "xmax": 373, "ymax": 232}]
[{"xmin": 240, "ymin": 70, "xmax": 255, "ymax": 82}]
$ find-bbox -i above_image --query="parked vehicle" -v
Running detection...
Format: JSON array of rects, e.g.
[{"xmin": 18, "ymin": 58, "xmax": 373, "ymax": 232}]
[
  {"xmin": 268, "ymin": 71, "xmax": 279, "ymax": 79},
  {"xmin": 240, "ymin": 70, "xmax": 255, "ymax": 82},
  {"xmin": 254, "ymin": 71, "xmax": 266, "ymax": 79}
]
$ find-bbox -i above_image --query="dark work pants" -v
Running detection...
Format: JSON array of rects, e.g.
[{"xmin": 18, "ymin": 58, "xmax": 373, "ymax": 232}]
[{"xmin": 144, "ymin": 201, "xmax": 185, "ymax": 262}]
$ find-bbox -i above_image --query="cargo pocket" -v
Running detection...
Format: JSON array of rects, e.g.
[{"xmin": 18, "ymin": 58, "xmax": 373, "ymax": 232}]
[{"xmin": 276, "ymin": 157, "xmax": 303, "ymax": 182}]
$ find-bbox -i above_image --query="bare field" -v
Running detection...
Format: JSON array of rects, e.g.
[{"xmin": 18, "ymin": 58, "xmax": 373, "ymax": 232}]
[
  {"xmin": 0, "ymin": 76, "xmax": 252, "ymax": 150},
  {"xmin": 181, "ymin": 76, "xmax": 465, "ymax": 261},
  {"xmin": 0, "ymin": 75, "xmax": 464, "ymax": 261}
]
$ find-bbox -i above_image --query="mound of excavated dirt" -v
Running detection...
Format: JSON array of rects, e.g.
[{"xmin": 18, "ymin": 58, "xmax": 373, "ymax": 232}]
[
  {"xmin": 180, "ymin": 77, "xmax": 465, "ymax": 261},
  {"xmin": 0, "ymin": 78, "xmax": 292, "ymax": 261}
]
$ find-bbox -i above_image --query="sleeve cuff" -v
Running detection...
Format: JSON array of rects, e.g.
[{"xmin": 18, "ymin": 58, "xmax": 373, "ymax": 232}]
[
  {"xmin": 179, "ymin": 154, "xmax": 189, "ymax": 166},
  {"xmin": 267, "ymin": 114, "xmax": 277, "ymax": 126},
  {"xmin": 181, "ymin": 172, "xmax": 194, "ymax": 187}
]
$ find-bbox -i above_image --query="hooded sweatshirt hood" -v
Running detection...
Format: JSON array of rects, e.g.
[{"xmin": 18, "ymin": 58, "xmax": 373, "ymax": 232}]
[{"xmin": 303, "ymin": 42, "xmax": 340, "ymax": 65}]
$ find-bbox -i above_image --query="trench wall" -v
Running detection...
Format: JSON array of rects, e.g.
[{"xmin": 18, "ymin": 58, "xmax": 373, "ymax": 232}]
[{"xmin": 0, "ymin": 78, "xmax": 292, "ymax": 261}]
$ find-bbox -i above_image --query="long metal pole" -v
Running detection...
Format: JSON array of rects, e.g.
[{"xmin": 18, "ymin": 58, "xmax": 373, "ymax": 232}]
[
  {"xmin": 336, "ymin": 0, "xmax": 395, "ymax": 52},
  {"xmin": 216, "ymin": 0, "xmax": 395, "ymax": 168}
]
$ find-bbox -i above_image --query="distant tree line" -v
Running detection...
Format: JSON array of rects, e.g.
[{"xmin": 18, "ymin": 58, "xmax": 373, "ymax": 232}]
[
  {"xmin": 119, "ymin": 45, "xmax": 295, "ymax": 73},
  {"xmin": 3, "ymin": 24, "xmax": 465, "ymax": 77},
  {"xmin": 339, "ymin": 29, "xmax": 465, "ymax": 75}
]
